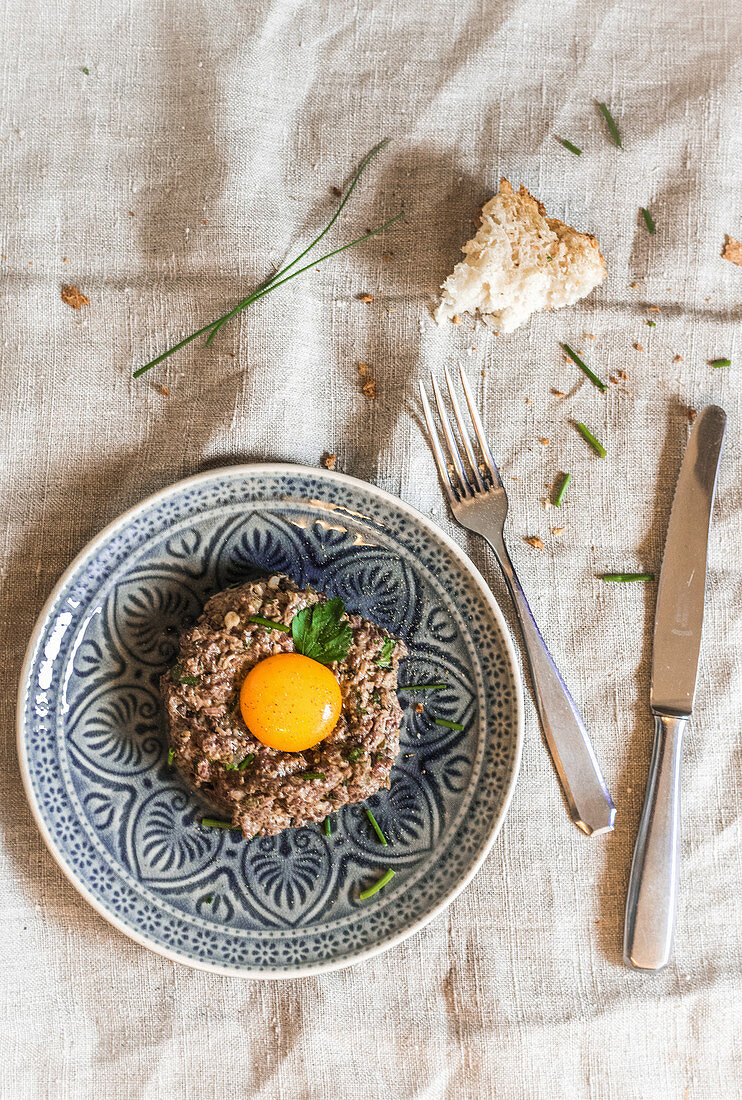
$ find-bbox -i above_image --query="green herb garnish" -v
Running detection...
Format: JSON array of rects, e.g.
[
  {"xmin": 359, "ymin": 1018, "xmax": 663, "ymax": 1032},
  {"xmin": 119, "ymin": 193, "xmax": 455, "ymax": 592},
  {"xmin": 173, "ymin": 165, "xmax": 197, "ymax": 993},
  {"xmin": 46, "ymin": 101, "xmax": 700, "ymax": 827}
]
[
  {"xmin": 201, "ymin": 818, "xmax": 237, "ymax": 830},
  {"xmin": 324, "ymin": 818, "xmax": 332, "ymax": 836},
  {"xmin": 375, "ymin": 638, "xmax": 395, "ymax": 668},
  {"xmin": 238, "ymin": 753, "xmax": 255, "ymax": 771},
  {"xmin": 710, "ymin": 358, "xmax": 731, "ymax": 368},
  {"xmin": 247, "ymin": 615, "xmax": 291, "ymax": 633},
  {"xmin": 365, "ymin": 808, "xmax": 388, "ymax": 846},
  {"xmin": 553, "ymin": 472, "xmax": 572, "ymax": 508},
  {"xmin": 602, "ymin": 573, "xmax": 655, "ymax": 582},
  {"xmin": 563, "ymin": 344, "xmax": 607, "ymax": 391},
  {"xmin": 133, "ymin": 141, "xmax": 402, "ymax": 378},
  {"xmin": 347, "ymin": 748, "xmax": 363, "ymax": 762},
  {"xmin": 647, "ymin": 320, "xmax": 656, "ymax": 327},
  {"xmin": 597, "ymin": 102, "xmax": 622, "ymax": 148},
  {"xmin": 401, "ymin": 682, "xmax": 447, "ymax": 691},
  {"xmin": 575, "ymin": 422, "xmax": 607, "ymax": 458},
  {"xmin": 81, "ymin": 66, "xmax": 90, "ymax": 75},
  {"xmin": 167, "ymin": 747, "xmax": 175, "ymax": 766},
  {"xmin": 359, "ymin": 868, "xmax": 395, "ymax": 900},
  {"xmin": 300, "ymin": 772, "xmax": 326, "ymax": 781},
  {"xmin": 558, "ymin": 138, "xmax": 582, "ymax": 156},
  {"xmin": 170, "ymin": 664, "xmax": 201, "ymax": 686},
  {"xmin": 640, "ymin": 207, "xmax": 655, "ymax": 234},
  {"xmin": 291, "ymin": 598, "xmax": 352, "ymax": 665},
  {"xmin": 203, "ymin": 894, "xmax": 214, "ymax": 904},
  {"xmin": 434, "ymin": 718, "xmax": 464, "ymax": 731}
]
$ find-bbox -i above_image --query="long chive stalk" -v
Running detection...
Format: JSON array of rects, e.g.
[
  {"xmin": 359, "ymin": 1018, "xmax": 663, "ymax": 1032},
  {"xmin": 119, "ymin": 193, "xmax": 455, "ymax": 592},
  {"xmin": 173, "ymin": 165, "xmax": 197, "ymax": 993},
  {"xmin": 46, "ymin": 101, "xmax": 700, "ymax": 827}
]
[
  {"xmin": 575, "ymin": 422, "xmax": 607, "ymax": 458},
  {"xmin": 359, "ymin": 868, "xmax": 395, "ymax": 900},
  {"xmin": 365, "ymin": 808, "xmax": 388, "ymax": 846},
  {"xmin": 602, "ymin": 573, "xmax": 655, "ymax": 582},
  {"xmin": 597, "ymin": 102, "xmax": 622, "ymax": 148}
]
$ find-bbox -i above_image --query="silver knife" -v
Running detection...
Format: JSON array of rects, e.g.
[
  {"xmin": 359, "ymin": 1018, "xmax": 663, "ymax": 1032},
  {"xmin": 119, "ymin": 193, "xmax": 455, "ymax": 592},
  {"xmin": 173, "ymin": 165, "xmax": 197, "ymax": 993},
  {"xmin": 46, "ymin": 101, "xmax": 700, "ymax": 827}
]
[{"xmin": 624, "ymin": 405, "xmax": 726, "ymax": 970}]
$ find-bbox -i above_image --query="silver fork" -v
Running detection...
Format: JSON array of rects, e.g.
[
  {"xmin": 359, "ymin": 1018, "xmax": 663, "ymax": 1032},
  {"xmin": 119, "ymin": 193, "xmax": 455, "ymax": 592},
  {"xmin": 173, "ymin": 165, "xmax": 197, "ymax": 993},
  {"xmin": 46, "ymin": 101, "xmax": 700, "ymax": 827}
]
[{"xmin": 420, "ymin": 365, "xmax": 616, "ymax": 836}]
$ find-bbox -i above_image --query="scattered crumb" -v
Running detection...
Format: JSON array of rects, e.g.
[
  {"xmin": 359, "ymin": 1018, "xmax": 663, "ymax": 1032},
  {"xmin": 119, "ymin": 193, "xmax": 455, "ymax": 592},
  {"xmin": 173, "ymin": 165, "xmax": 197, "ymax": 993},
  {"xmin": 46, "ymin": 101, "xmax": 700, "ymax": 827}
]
[
  {"xmin": 687, "ymin": 408, "xmax": 698, "ymax": 423},
  {"xmin": 61, "ymin": 285, "xmax": 89, "ymax": 310},
  {"xmin": 609, "ymin": 375, "xmax": 619, "ymax": 384},
  {"xmin": 382, "ymin": 253, "xmax": 392, "ymax": 261},
  {"xmin": 722, "ymin": 236, "xmax": 742, "ymax": 266},
  {"xmin": 128, "ymin": 211, "xmax": 135, "ymax": 217},
  {"xmin": 552, "ymin": 526, "xmax": 565, "ymax": 535},
  {"xmin": 414, "ymin": 703, "xmax": 424, "ymax": 714},
  {"xmin": 481, "ymin": 369, "xmax": 488, "ymax": 378},
  {"xmin": 62, "ymin": 256, "xmax": 68, "ymax": 263},
  {"xmin": 157, "ymin": 384, "xmax": 170, "ymax": 396},
  {"xmin": 525, "ymin": 397, "xmax": 532, "ymax": 404},
  {"xmin": 618, "ymin": 370, "xmax": 629, "ymax": 380},
  {"xmin": 330, "ymin": 185, "xmax": 343, "ymax": 198},
  {"xmin": 202, "ymin": 219, "xmax": 207, "ymax": 225},
  {"xmin": 673, "ymin": 354, "xmax": 684, "ymax": 363},
  {"xmin": 524, "ymin": 536, "xmax": 544, "ymax": 550},
  {"xmin": 634, "ymin": 343, "xmax": 644, "ymax": 352},
  {"xmin": 512, "ymin": 477, "xmax": 519, "ymax": 482},
  {"xmin": 583, "ymin": 332, "xmax": 596, "ymax": 339},
  {"xmin": 648, "ymin": 306, "xmax": 660, "ymax": 312},
  {"xmin": 358, "ymin": 293, "xmax": 374, "ymax": 303},
  {"xmin": 552, "ymin": 389, "xmax": 565, "ymax": 398},
  {"xmin": 539, "ymin": 437, "xmax": 550, "ymax": 445},
  {"xmin": 451, "ymin": 314, "xmax": 461, "ymax": 325},
  {"xmin": 357, "ymin": 363, "xmax": 376, "ymax": 398},
  {"xmin": 320, "ymin": 451, "xmax": 337, "ymax": 470},
  {"xmin": 630, "ymin": 282, "xmax": 639, "ymax": 288}
]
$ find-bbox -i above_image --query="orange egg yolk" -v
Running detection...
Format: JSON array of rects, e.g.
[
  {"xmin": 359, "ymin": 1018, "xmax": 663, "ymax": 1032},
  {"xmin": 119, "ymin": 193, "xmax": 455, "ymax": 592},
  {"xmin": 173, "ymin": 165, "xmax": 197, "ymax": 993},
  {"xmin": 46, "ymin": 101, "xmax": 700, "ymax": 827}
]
[{"xmin": 239, "ymin": 652, "xmax": 342, "ymax": 752}]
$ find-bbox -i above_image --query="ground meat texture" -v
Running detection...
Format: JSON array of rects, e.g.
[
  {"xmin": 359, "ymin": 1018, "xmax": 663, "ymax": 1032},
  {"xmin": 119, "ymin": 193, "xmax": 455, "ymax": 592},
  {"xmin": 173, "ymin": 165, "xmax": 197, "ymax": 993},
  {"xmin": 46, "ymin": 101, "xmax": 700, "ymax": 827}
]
[{"xmin": 160, "ymin": 574, "xmax": 406, "ymax": 837}]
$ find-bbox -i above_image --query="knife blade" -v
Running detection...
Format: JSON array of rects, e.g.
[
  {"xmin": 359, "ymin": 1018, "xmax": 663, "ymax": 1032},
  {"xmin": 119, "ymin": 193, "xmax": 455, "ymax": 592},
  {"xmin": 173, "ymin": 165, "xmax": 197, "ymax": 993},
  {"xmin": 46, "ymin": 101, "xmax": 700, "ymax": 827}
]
[
  {"xmin": 651, "ymin": 404, "xmax": 727, "ymax": 717},
  {"xmin": 625, "ymin": 405, "xmax": 725, "ymax": 970}
]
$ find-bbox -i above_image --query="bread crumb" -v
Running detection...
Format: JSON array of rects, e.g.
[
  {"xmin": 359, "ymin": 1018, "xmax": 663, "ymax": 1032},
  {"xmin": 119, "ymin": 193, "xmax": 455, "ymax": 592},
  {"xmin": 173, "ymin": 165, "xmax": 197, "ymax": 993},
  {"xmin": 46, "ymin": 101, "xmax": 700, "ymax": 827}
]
[
  {"xmin": 524, "ymin": 536, "xmax": 544, "ymax": 550},
  {"xmin": 382, "ymin": 253, "xmax": 392, "ymax": 262},
  {"xmin": 414, "ymin": 703, "xmax": 424, "ymax": 714},
  {"xmin": 552, "ymin": 389, "xmax": 565, "ymax": 398},
  {"xmin": 722, "ymin": 236, "xmax": 742, "ymax": 266},
  {"xmin": 359, "ymin": 293, "xmax": 374, "ymax": 303},
  {"xmin": 673, "ymin": 354, "xmax": 684, "ymax": 363},
  {"xmin": 618, "ymin": 370, "xmax": 629, "ymax": 379},
  {"xmin": 539, "ymin": 437, "xmax": 550, "ymax": 445},
  {"xmin": 202, "ymin": 219, "xmax": 207, "ymax": 225},
  {"xmin": 321, "ymin": 451, "xmax": 337, "ymax": 470},
  {"xmin": 451, "ymin": 314, "xmax": 461, "ymax": 325},
  {"xmin": 157, "ymin": 384, "xmax": 170, "ymax": 396},
  {"xmin": 609, "ymin": 375, "xmax": 619, "ymax": 384},
  {"xmin": 630, "ymin": 282, "xmax": 639, "ymax": 289},
  {"xmin": 62, "ymin": 256, "xmax": 69, "ymax": 263},
  {"xmin": 330, "ymin": 185, "xmax": 343, "ymax": 198},
  {"xmin": 583, "ymin": 332, "xmax": 596, "ymax": 339},
  {"xmin": 358, "ymin": 362, "xmax": 376, "ymax": 398},
  {"xmin": 525, "ymin": 397, "xmax": 532, "ymax": 404},
  {"xmin": 61, "ymin": 285, "xmax": 89, "ymax": 310},
  {"xmin": 648, "ymin": 306, "xmax": 660, "ymax": 312},
  {"xmin": 634, "ymin": 343, "xmax": 644, "ymax": 352},
  {"xmin": 552, "ymin": 526, "xmax": 564, "ymax": 535},
  {"xmin": 687, "ymin": 408, "xmax": 698, "ymax": 423}
]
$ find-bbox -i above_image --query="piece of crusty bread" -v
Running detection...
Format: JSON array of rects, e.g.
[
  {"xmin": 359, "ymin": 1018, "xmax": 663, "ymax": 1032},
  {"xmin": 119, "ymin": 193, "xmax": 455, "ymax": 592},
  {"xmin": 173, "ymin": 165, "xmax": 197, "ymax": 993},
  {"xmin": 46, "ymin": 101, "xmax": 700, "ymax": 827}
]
[{"xmin": 436, "ymin": 178, "xmax": 606, "ymax": 333}]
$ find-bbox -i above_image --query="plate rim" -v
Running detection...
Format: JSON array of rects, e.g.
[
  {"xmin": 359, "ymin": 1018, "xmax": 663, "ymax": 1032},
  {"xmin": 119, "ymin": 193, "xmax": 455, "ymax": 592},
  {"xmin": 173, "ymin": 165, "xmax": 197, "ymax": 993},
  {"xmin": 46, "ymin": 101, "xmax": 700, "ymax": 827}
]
[{"xmin": 16, "ymin": 462, "xmax": 524, "ymax": 978}]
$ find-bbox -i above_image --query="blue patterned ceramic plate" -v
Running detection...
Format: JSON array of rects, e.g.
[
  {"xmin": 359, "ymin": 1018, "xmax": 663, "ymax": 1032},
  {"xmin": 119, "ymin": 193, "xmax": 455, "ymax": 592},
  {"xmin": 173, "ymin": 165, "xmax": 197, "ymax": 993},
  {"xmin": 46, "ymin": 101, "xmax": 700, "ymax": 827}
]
[{"xmin": 18, "ymin": 465, "xmax": 523, "ymax": 976}]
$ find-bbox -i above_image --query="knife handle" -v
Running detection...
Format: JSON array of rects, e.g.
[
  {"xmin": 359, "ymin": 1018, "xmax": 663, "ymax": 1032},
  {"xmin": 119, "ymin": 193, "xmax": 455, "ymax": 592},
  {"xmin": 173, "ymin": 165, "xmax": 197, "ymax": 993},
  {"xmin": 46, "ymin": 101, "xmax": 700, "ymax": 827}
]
[{"xmin": 624, "ymin": 714, "xmax": 686, "ymax": 970}]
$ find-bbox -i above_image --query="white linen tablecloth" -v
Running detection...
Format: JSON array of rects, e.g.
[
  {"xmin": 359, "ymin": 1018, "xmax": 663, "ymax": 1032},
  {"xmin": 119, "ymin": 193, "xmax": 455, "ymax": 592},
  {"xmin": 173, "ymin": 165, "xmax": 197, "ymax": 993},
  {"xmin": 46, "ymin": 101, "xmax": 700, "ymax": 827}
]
[{"xmin": 1, "ymin": 0, "xmax": 741, "ymax": 1096}]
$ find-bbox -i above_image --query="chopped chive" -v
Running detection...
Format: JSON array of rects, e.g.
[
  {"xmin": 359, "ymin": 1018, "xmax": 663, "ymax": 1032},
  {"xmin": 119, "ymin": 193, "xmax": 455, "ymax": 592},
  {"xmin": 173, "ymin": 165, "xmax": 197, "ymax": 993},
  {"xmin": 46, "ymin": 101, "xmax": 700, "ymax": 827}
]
[
  {"xmin": 602, "ymin": 573, "xmax": 655, "ymax": 582},
  {"xmin": 238, "ymin": 753, "xmax": 255, "ymax": 770},
  {"xmin": 434, "ymin": 718, "xmax": 464, "ymax": 731},
  {"xmin": 224, "ymin": 761, "xmax": 238, "ymax": 771},
  {"xmin": 300, "ymin": 772, "xmax": 326, "ymax": 781},
  {"xmin": 246, "ymin": 615, "xmax": 290, "ymax": 632},
  {"xmin": 647, "ymin": 320, "xmax": 656, "ymax": 327},
  {"xmin": 347, "ymin": 748, "xmax": 363, "ymax": 762},
  {"xmin": 167, "ymin": 747, "xmax": 175, "ymax": 765},
  {"xmin": 558, "ymin": 138, "xmax": 582, "ymax": 156},
  {"xmin": 170, "ymin": 664, "xmax": 201, "ymax": 685},
  {"xmin": 553, "ymin": 472, "xmax": 572, "ymax": 508},
  {"xmin": 375, "ymin": 638, "xmax": 396, "ymax": 668},
  {"xmin": 597, "ymin": 102, "xmax": 622, "ymax": 148},
  {"xmin": 640, "ymin": 207, "xmax": 655, "ymax": 234},
  {"xmin": 81, "ymin": 66, "xmax": 90, "ymax": 75},
  {"xmin": 710, "ymin": 358, "xmax": 731, "ymax": 368},
  {"xmin": 324, "ymin": 817, "xmax": 332, "ymax": 836},
  {"xmin": 400, "ymin": 682, "xmax": 448, "ymax": 691},
  {"xmin": 203, "ymin": 894, "xmax": 214, "ymax": 904},
  {"xmin": 575, "ymin": 422, "xmax": 607, "ymax": 458},
  {"xmin": 359, "ymin": 868, "xmax": 396, "ymax": 900},
  {"xmin": 201, "ymin": 818, "xmax": 236, "ymax": 830},
  {"xmin": 365, "ymin": 808, "xmax": 388, "ymax": 846},
  {"xmin": 563, "ymin": 344, "xmax": 607, "ymax": 391}
]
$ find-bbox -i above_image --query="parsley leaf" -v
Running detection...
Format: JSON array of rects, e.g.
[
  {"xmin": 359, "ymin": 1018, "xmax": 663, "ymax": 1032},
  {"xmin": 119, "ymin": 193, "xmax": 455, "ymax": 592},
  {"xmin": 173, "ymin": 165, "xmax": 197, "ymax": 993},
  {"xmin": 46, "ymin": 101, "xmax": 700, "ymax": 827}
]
[
  {"xmin": 291, "ymin": 597, "xmax": 352, "ymax": 665},
  {"xmin": 375, "ymin": 638, "xmax": 395, "ymax": 668},
  {"xmin": 171, "ymin": 663, "xmax": 201, "ymax": 686}
]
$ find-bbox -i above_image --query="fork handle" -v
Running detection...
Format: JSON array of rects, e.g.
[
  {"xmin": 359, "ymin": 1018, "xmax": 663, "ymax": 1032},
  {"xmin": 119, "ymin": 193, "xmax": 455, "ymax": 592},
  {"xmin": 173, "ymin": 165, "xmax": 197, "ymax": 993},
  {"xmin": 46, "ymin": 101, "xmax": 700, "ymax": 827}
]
[{"xmin": 487, "ymin": 535, "xmax": 616, "ymax": 835}]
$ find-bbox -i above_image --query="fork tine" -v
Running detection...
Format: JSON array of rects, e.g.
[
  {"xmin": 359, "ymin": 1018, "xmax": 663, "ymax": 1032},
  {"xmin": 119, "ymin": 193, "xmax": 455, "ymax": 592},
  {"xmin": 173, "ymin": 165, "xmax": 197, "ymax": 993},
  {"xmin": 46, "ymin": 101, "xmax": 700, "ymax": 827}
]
[
  {"xmin": 430, "ymin": 374, "xmax": 473, "ymax": 497},
  {"xmin": 419, "ymin": 381, "xmax": 458, "ymax": 503},
  {"xmin": 443, "ymin": 366, "xmax": 487, "ymax": 491},
  {"xmin": 458, "ymin": 364, "xmax": 504, "ymax": 488}
]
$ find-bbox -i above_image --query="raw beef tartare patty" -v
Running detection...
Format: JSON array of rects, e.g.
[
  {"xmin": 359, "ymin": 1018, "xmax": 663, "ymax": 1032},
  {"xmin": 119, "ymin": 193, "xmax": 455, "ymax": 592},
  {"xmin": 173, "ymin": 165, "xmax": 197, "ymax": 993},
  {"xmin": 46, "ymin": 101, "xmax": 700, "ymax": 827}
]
[{"xmin": 160, "ymin": 574, "xmax": 406, "ymax": 837}]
